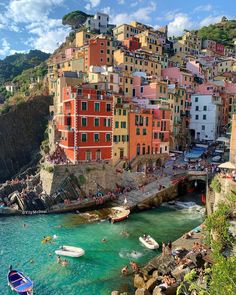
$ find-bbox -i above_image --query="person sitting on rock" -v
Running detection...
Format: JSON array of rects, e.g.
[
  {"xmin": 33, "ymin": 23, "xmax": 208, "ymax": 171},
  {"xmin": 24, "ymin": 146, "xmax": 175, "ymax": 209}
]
[{"xmin": 121, "ymin": 265, "xmax": 129, "ymax": 275}]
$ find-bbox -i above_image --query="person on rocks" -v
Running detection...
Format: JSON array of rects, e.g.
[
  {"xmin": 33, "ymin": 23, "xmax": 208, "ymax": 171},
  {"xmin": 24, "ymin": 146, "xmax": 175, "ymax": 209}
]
[
  {"xmin": 167, "ymin": 241, "xmax": 172, "ymax": 254},
  {"xmin": 121, "ymin": 265, "xmax": 129, "ymax": 275},
  {"xmin": 130, "ymin": 261, "xmax": 139, "ymax": 272},
  {"xmin": 162, "ymin": 242, "xmax": 166, "ymax": 256}
]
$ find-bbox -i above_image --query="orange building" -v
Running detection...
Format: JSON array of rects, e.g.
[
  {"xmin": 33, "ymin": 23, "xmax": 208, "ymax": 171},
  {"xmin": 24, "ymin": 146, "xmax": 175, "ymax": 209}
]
[{"xmin": 128, "ymin": 109, "xmax": 153, "ymax": 161}]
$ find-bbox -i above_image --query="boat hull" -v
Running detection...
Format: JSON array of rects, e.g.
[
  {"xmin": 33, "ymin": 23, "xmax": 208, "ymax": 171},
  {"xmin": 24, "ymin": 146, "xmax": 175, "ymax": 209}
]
[
  {"xmin": 7, "ymin": 269, "xmax": 33, "ymax": 295},
  {"xmin": 139, "ymin": 236, "xmax": 159, "ymax": 250},
  {"xmin": 55, "ymin": 245, "xmax": 85, "ymax": 258}
]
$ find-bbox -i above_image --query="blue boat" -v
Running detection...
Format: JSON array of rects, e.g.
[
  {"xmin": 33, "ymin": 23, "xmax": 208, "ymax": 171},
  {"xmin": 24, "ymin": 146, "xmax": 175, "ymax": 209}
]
[{"xmin": 7, "ymin": 266, "xmax": 33, "ymax": 295}]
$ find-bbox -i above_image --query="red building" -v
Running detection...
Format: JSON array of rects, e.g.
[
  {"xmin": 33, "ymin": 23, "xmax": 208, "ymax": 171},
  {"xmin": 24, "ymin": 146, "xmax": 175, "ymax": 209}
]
[
  {"xmin": 215, "ymin": 43, "xmax": 224, "ymax": 56},
  {"xmin": 58, "ymin": 86, "xmax": 113, "ymax": 163},
  {"xmin": 123, "ymin": 37, "xmax": 141, "ymax": 51}
]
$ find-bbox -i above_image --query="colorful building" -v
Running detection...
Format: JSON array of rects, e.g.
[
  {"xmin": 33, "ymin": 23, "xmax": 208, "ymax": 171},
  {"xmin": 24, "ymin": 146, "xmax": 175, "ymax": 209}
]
[{"xmin": 58, "ymin": 86, "xmax": 113, "ymax": 163}]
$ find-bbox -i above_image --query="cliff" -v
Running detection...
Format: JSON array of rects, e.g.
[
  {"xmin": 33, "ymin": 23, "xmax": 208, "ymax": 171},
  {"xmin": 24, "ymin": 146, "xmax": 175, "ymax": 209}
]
[{"xmin": 0, "ymin": 96, "xmax": 52, "ymax": 181}]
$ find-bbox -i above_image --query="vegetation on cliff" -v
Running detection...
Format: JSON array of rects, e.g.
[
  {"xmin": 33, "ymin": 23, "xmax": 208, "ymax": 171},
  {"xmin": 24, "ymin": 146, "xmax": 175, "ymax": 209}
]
[
  {"xmin": 0, "ymin": 50, "xmax": 50, "ymax": 85},
  {"xmin": 62, "ymin": 10, "xmax": 93, "ymax": 30},
  {"xmin": 197, "ymin": 18, "xmax": 236, "ymax": 46}
]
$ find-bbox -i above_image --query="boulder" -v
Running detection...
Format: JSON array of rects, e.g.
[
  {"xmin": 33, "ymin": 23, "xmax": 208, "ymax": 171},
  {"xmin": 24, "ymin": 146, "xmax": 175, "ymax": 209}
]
[
  {"xmin": 134, "ymin": 274, "xmax": 146, "ymax": 289},
  {"xmin": 135, "ymin": 288, "xmax": 151, "ymax": 295},
  {"xmin": 145, "ymin": 277, "xmax": 157, "ymax": 292},
  {"xmin": 172, "ymin": 266, "xmax": 190, "ymax": 281},
  {"xmin": 153, "ymin": 286, "xmax": 165, "ymax": 295},
  {"xmin": 111, "ymin": 291, "xmax": 119, "ymax": 295},
  {"xmin": 152, "ymin": 270, "xmax": 159, "ymax": 279}
]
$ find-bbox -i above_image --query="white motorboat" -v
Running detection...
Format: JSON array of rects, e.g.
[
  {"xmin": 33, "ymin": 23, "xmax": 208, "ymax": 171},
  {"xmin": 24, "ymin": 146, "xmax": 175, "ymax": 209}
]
[
  {"xmin": 139, "ymin": 235, "xmax": 159, "ymax": 250},
  {"xmin": 55, "ymin": 245, "xmax": 85, "ymax": 258},
  {"xmin": 212, "ymin": 155, "xmax": 221, "ymax": 162},
  {"xmin": 108, "ymin": 206, "xmax": 130, "ymax": 223}
]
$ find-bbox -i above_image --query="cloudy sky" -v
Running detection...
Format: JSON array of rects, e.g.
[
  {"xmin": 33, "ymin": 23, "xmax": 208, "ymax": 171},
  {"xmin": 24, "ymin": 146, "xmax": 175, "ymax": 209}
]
[{"xmin": 0, "ymin": 0, "xmax": 235, "ymax": 58}]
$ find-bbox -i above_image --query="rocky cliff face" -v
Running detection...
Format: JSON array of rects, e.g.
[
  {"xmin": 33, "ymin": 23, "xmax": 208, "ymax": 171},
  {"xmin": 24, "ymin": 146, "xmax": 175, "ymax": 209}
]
[{"xmin": 0, "ymin": 96, "xmax": 52, "ymax": 181}]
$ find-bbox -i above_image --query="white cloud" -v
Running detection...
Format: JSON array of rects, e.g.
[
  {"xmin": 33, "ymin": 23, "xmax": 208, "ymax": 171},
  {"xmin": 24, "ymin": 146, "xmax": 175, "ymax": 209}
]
[
  {"xmin": 199, "ymin": 15, "xmax": 223, "ymax": 27},
  {"xmin": 101, "ymin": 7, "xmax": 111, "ymax": 15},
  {"xmin": 117, "ymin": 0, "xmax": 125, "ymax": 4},
  {"xmin": 194, "ymin": 4, "xmax": 213, "ymax": 12},
  {"xmin": 7, "ymin": 0, "xmax": 64, "ymax": 23},
  {"xmin": 0, "ymin": 39, "xmax": 11, "ymax": 57},
  {"xmin": 168, "ymin": 13, "xmax": 194, "ymax": 36},
  {"xmin": 85, "ymin": 0, "xmax": 101, "ymax": 10},
  {"xmin": 111, "ymin": 1, "xmax": 156, "ymax": 25}
]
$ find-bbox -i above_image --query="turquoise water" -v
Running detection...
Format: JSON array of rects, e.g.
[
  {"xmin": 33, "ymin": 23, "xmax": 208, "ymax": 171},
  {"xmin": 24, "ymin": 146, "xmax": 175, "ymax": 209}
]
[{"xmin": 0, "ymin": 199, "xmax": 203, "ymax": 295}]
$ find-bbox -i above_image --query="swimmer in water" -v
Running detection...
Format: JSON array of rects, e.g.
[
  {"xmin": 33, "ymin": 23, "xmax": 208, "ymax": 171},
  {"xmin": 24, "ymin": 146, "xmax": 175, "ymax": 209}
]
[{"xmin": 101, "ymin": 238, "xmax": 107, "ymax": 243}]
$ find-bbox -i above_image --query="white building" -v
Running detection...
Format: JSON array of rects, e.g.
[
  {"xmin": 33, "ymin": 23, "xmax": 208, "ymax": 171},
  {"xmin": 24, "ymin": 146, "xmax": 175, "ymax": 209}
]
[
  {"xmin": 190, "ymin": 94, "xmax": 222, "ymax": 141},
  {"xmin": 84, "ymin": 12, "xmax": 109, "ymax": 34}
]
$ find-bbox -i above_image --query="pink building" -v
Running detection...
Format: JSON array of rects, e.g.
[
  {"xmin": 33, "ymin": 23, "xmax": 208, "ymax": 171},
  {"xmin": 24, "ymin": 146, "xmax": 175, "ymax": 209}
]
[
  {"xmin": 65, "ymin": 48, "xmax": 76, "ymax": 60},
  {"xmin": 186, "ymin": 60, "xmax": 204, "ymax": 79},
  {"xmin": 133, "ymin": 75, "xmax": 168, "ymax": 100},
  {"xmin": 195, "ymin": 82, "xmax": 220, "ymax": 95},
  {"xmin": 161, "ymin": 67, "xmax": 194, "ymax": 89}
]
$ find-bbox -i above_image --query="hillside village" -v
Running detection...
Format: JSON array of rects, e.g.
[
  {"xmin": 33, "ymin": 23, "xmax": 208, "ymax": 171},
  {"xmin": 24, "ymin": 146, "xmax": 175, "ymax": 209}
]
[{"xmin": 43, "ymin": 12, "xmax": 236, "ymax": 167}]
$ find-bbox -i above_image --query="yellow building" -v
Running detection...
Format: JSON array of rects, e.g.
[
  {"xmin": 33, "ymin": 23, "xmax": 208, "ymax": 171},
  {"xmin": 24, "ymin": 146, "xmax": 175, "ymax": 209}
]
[
  {"xmin": 113, "ymin": 96, "xmax": 130, "ymax": 164},
  {"xmin": 113, "ymin": 49, "xmax": 162, "ymax": 77},
  {"xmin": 113, "ymin": 23, "xmax": 144, "ymax": 41},
  {"xmin": 168, "ymin": 85, "xmax": 190, "ymax": 149},
  {"xmin": 217, "ymin": 58, "xmax": 235, "ymax": 73},
  {"xmin": 75, "ymin": 31, "xmax": 96, "ymax": 48},
  {"xmin": 136, "ymin": 30, "xmax": 163, "ymax": 55},
  {"xmin": 174, "ymin": 31, "xmax": 202, "ymax": 56}
]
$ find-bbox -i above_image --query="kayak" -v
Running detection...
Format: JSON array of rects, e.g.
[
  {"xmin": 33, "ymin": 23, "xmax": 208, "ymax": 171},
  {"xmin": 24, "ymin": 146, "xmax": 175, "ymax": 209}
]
[
  {"xmin": 55, "ymin": 245, "xmax": 85, "ymax": 258},
  {"xmin": 139, "ymin": 235, "xmax": 159, "ymax": 250},
  {"xmin": 41, "ymin": 236, "xmax": 52, "ymax": 244}
]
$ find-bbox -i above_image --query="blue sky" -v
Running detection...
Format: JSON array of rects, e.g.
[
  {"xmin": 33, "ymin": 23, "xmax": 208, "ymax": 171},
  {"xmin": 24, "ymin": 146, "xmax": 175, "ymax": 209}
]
[{"xmin": 0, "ymin": 0, "xmax": 235, "ymax": 58}]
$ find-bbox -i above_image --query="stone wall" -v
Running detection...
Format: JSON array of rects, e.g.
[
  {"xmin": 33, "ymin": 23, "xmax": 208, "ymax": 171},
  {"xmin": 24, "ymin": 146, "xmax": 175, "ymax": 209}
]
[
  {"xmin": 0, "ymin": 96, "xmax": 52, "ymax": 182},
  {"xmin": 40, "ymin": 162, "xmax": 143, "ymax": 195}
]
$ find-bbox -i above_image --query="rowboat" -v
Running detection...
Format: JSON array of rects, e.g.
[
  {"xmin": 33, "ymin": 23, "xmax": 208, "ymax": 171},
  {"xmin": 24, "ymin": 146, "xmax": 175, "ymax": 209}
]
[
  {"xmin": 55, "ymin": 245, "xmax": 85, "ymax": 258},
  {"xmin": 139, "ymin": 235, "xmax": 159, "ymax": 250},
  {"xmin": 108, "ymin": 206, "xmax": 130, "ymax": 223},
  {"xmin": 7, "ymin": 266, "xmax": 33, "ymax": 295}
]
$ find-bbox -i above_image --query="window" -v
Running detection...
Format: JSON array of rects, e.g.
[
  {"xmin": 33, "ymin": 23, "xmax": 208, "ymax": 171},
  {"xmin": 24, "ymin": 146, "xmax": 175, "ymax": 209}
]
[
  {"xmin": 121, "ymin": 122, "xmax": 126, "ymax": 128},
  {"xmin": 104, "ymin": 118, "xmax": 111, "ymax": 127},
  {"xmin": 123, "ymin": 110, "xmax": 127, "ymax": 116},
  {"xmin": 203, "ymin": 106, "xmax": 207, "ymax": 111},
  {"xmin": 118, "ymin": 109, "xmax": 122, "ymax": 115},
  {"xmin": 106, "ymin": 133, "xmax": 111, "ymax": 142},
  {"xmin": 145, "ymin": 117, "xmax": 149, "ymax": 126},
  {"xmin": 202, "ymin": 125, "xmax": 205, "ymax": 130},
  {"xmin": 82, "ymin": 101, "xmax": 87, "ymax": 110},
  {"xmin": 94, "ymin": 133, "xmax": 99, "ymax": 142},
  {"xmin": 94, "ymin": 118, "xmax": 100, "ymax": 126},
  {"xmin": 77, "ymin": 88, "xmax": 82, "ymax": 95},
  {"xmin": 115, "ymin": 121, "xmax": 119, "ymax": 128},
  {"xmin": 136, "ymin": 128, "xmax": 140, "ymax": 135},
  {"xmin": 143, "ymin": 128, "xmax": 147, "ymax": 135},
  {"xmin": 195, "ymin": 106, "xmax": 199, "ymax": 111},
  {"xmin": 195, "ymin": 97, "xmax": 198, "ymax": 102},
  {"xmin": 81, "ymin": 117, "xmax": 87, "ymax": 126},
  {"xmin": 195, "ymin": 115, "xmax": 199, "ymax": 120},
  {"xmin": 100, "ymin": 50, "xmax": 104, "ymax": 54},
  {"xmin": 106, "ymin": 103, "xmax": 111, "ymax": 112},
  {"xmin": 107, "ymin": 49, "xmax": 110, "ymax": 54},
  {"xmin": 203, "ymin": 115, "xmax": 207, "ymax": 120},
  {"xmin": 141, "ymin": 86, "xmax": 144, "ymax": 93},
  {"xmin": 160, "ymin": 86, "xmax": 163, "ymax": 93},
  {"xmin": 94, "ymin": 102, "xmax": 100, "ymax": 111},
  {"xmin": 81, "ymin": 133, "xmax": 87, "ymax": 142}
]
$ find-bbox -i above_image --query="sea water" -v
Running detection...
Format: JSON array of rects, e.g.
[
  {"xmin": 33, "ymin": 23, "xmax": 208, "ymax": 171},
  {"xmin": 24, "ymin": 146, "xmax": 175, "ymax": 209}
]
[{"xmin": 0, "ymin": 197, "xmax": 203, "ymax": 295}]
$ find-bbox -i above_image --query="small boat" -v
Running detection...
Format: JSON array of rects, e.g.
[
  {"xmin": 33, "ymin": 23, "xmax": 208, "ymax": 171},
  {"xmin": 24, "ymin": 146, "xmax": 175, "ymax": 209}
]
[
  {"xmin": 212, "ymin": 155, "xmax": 221, "ymax": 162},
  {"xmin": 55, "ymin": 245, "xmax": 85, "ymax": 258},
  {"xmin": 108, "ymin": 206, "xmax": 130, "ymax": 223},
  {"xmin": 7, "ymin": 266, "xmax": 33, "ymax": 295},
  {"xmin": 139, "ymin": 235, "xmax": 159, "ymax": 250}
]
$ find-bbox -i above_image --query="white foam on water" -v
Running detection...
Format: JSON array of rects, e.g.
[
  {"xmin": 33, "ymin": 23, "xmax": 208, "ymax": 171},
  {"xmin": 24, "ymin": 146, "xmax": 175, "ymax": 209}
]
[{"xmin": 119, "ymin": 249, "xmax": 144, "ymax": 259}]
